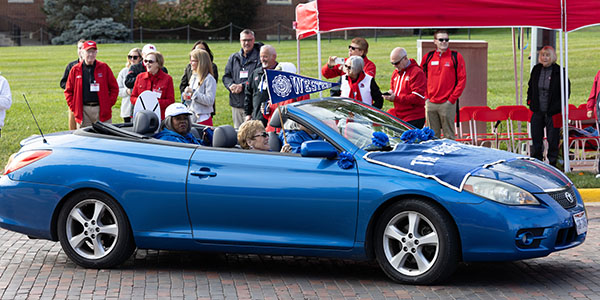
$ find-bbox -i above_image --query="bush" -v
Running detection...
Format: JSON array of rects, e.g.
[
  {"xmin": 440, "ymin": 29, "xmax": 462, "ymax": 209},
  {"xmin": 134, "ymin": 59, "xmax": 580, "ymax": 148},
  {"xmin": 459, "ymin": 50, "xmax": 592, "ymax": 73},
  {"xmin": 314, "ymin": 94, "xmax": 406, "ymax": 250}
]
[
  {"xmin": 135, "ymin": 0, "xmax": 211, "ymax": 29},
  {"xmin": 51, "ymin": 17, "xmax": 130, "ymax": 45}
]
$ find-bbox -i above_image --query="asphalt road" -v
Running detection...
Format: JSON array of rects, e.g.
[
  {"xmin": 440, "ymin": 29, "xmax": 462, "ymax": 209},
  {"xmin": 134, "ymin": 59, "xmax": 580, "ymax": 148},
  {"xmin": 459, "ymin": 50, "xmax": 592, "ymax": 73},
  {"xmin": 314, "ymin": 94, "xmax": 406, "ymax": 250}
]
[{"xmin": 0, "ymin": 205, "xmax": 598, "ymax": 300}]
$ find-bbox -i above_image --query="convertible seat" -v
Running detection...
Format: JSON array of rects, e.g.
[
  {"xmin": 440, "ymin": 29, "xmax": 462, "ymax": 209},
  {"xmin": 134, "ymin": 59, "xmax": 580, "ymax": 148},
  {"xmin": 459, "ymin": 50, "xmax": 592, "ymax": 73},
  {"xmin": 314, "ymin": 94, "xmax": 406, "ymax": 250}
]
[
  {"xmin": 133, "ymin": 110, "xmax": 159, "ymax": 136},
  {"xmin": 212, "ymin": 125, "xmax": 237, "ymax": 148}
]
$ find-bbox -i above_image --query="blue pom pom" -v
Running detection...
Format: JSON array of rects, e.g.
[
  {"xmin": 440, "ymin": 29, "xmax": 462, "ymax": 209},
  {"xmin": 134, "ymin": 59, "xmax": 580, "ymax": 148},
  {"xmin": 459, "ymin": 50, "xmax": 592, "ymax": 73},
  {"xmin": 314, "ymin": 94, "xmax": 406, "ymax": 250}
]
[
  {"xmin": 371, "ymin": 131, "xmax": 389, "ymax": 147},
  {"xmin": 421, "ymin": 127, "xmax": 435, "ymax": 140},
  {"xmin": 401, "ymin": 129, "xmax": 418, "ymax": 144},
  {"xmin": 337, "ymin": 152, "xmax": 355, "ymax": 169}
]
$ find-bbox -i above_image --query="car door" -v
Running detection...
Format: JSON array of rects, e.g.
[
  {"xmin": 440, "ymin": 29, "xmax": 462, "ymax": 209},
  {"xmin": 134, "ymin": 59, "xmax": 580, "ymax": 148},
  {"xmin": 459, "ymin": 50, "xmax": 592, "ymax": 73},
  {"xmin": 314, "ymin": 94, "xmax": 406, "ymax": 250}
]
[{"xmin": 186, "ymin": 147, "xmax": 359, "ymax": 249}]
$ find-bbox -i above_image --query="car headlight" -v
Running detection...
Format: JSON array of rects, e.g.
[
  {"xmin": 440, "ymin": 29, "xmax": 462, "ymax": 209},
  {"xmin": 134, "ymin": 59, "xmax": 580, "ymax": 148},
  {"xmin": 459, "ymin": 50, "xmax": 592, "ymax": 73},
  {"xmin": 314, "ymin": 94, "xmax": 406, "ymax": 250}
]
[{"xmin": 464, "ymin": 176, "xmax": 539, "ymax": 205}]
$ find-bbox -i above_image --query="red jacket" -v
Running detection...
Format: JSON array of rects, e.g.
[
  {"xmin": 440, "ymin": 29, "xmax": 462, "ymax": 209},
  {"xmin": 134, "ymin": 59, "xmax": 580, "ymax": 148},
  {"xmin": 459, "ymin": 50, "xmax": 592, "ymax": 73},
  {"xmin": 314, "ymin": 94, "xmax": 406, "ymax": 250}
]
[
  {"xmin": 64, "ymin": 60, "xmax": 118, "ymax": 123},
  {"xmin": 321, "ymin": 56, "xmax": 376, "ymax": 79},
  {"xmin": 131, "ymin": 70, "xmax": 175, "ymax": 120},
  {"xmin": 387, "ymin": 59, "xmax": 427, "ymax": 122},
  {"xmin": 421, "ymin": 49, "xmax": 466, "ymax": 104},
  {"xmin": 586, "ymin": 69, "xmax": 600, "ymax": 118}
]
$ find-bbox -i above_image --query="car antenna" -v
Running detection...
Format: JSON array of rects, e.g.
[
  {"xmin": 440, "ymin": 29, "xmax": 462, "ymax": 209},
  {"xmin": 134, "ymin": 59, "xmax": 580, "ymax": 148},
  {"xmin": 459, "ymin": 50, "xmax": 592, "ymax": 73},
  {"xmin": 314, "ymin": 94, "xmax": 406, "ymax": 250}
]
[{"xmin": 22, "ymin": 93, "xmax": 48, "ymax": 144}]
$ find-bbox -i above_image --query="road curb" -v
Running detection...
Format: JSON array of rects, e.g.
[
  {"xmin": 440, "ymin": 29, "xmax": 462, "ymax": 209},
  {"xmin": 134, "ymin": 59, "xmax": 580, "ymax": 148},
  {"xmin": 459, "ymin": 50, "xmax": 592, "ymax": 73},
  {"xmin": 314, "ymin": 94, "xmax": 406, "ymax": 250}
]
[{"xmin": 579, "ymin": 188, "xmax": 600, "ymax": 202}]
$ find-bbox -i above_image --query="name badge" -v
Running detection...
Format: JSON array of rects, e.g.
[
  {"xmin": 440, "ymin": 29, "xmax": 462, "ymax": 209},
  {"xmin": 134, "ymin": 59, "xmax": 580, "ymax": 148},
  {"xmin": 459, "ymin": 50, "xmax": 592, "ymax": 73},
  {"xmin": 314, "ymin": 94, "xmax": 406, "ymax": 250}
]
[
  {"xmin": 90, "ymin": 82, "xmax": 100, "ymax": 92},
  {"xmin": 240, "ymin": 70, "xmax": 249, "ymax": 79},
  {"xmin": 431, "ymin": 61, "xmax": 439, "ymax": 66},
  {"xmin": 153, "ymin": 90, "xmax": 162, "ymax": 99}
]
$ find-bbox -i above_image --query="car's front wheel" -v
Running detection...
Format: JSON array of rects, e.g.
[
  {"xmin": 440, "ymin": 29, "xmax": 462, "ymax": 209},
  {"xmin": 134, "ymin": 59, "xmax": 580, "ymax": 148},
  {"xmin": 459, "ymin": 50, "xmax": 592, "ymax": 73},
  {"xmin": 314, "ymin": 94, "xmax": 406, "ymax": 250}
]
[
  {"xmin": 57, "ymin": 190, "xmax": 135, "ymax": 268},
  {"xmin": 374, "ymin": 199, "xmax": 459, "ymax": 284}
]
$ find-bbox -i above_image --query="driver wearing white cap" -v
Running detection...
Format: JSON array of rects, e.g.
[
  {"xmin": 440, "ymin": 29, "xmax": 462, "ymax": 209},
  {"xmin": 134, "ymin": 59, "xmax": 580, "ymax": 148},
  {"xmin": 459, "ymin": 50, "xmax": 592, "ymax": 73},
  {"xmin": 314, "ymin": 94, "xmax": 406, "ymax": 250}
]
[
  {"xmin": 154, "ymin": 103, "xmax": 202, "ymax": 144},
  {"xmin": 124, "ymin": 44, "xmax": 168, "ymax": 90}
]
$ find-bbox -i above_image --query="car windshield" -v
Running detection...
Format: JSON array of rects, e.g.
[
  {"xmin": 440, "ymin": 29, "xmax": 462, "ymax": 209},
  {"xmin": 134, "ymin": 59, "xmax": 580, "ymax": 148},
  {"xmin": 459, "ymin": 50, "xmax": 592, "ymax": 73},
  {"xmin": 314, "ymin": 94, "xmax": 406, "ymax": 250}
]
[{"xmin": 296, "ymin": 99, "xmax": 413, "ymax": 149}]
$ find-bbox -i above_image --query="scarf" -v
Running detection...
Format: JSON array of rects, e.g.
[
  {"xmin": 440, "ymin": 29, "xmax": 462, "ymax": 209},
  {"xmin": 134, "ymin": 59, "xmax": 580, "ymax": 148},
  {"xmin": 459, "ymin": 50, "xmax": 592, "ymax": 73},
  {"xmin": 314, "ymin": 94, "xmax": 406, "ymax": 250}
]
[{"xmin": 347, "ymin": 72, "xmax": 366, "ymax": 102}]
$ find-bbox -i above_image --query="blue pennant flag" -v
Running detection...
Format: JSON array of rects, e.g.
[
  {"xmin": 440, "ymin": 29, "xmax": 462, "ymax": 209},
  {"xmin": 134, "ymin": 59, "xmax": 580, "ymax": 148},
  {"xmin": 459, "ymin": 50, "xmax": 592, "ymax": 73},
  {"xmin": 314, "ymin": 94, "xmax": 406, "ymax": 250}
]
[{"xmin": 265, "ymin": 69, "xmax": 340, "ymax": 104}]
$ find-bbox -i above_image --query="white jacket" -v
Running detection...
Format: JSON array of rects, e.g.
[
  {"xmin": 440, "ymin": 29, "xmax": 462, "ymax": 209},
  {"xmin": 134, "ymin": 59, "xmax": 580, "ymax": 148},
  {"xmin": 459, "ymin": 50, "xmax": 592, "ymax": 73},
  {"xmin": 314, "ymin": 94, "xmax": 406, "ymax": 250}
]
[
  {"xmin": 0, "ymin": 75, "xmax": 12, "ymax": 128},
  {"xmin": 189, "ymin": 74, "xmax": 216, "ymax": 122},
  {"xmin": 117, "ymin": 67, "xmax": 133, "ymax": 118}
]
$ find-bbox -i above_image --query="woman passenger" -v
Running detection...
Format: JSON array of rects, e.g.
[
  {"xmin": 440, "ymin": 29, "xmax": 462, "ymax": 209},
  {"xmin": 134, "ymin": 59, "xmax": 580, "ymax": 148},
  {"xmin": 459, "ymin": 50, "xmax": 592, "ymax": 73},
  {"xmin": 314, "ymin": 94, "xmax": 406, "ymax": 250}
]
[
  {"xmin": 237, "ymin": 120, "xmax": 291, "ymax": 152},
  {"xmin": 154, "ymin": 103, "xmax": 201, "ymax": 144},
  {"xmin": 130, "ymin": 51, "xmax": 175, "ymax": 120}
]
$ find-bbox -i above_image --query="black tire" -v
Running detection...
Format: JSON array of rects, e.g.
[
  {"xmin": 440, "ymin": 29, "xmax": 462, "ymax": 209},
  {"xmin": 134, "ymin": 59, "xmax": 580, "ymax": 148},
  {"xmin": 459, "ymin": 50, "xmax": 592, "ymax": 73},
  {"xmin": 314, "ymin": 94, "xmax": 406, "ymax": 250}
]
[
  {"xmin": 57, "ymin": 190, "xmax": 135, "ymax": 268},
  {"xmin": 374, "ymin": 199, "xmax": 459, "ymax": 284}
]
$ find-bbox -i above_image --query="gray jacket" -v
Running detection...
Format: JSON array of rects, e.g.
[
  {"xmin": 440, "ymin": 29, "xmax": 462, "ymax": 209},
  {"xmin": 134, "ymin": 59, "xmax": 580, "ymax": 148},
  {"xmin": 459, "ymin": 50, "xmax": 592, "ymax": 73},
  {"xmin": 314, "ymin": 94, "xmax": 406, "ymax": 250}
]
[
  {"xmin": 222, "ymin": 42, "xmax": 263, "ymax": 108},
  {"xmin": 190, "ymin": 74, "xmax": 217, "ymax": 117}
]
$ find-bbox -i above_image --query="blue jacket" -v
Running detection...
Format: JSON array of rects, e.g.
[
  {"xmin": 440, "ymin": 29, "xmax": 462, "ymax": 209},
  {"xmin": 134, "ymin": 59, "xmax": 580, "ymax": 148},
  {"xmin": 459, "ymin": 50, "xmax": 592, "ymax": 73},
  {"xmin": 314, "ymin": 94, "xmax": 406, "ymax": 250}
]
[
  {"xmin": 281, "ymin": 130, "xmax": 320, "ymax": 153},
  {"xmin": 154, "ymin": 129, "xmax": 201, "ymax": 145}
]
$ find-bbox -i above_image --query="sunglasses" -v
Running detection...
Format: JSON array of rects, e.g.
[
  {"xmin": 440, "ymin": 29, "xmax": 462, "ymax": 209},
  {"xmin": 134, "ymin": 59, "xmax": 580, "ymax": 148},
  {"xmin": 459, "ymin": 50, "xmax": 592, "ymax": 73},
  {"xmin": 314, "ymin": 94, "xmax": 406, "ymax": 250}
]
[
  {"xmin": 128, "ymin": 55, "xmax": 140, "ymax": 60},
  {"xmin": 391, "ymin": 56, "xmax": 406, "ymax": 65},
  {"xmin": 437, "ymin": 38, "xmax": 450, "ymax": 42},
  {"xmin": 348, "ymin": 45, "xmax": 361, "ymax": 51},
  {"xmin": 252, "ymin": 132, "xmax": 268, "ymax": 139},
  {"xmin": 144, "ymin": 59, "xmax": 155, "ymax": 64},
  {"xmin": 344, "ymin": 65, "xmax": 352, "ymax": 70}
]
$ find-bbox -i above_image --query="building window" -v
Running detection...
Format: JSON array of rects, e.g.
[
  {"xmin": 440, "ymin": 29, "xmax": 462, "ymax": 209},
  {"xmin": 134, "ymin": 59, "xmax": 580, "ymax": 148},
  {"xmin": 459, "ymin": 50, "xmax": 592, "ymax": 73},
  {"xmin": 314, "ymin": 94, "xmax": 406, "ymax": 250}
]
[{"xmin": 267, "ymin": 0, "xmax": 292, "ymax": 4}]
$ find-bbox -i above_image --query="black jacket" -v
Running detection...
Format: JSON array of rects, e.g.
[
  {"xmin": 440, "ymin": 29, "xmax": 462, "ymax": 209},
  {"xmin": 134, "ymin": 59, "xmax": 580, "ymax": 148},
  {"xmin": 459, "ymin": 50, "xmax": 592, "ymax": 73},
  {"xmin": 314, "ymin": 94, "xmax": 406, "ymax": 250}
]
[
  {"xmin": 527, "ymin": 63, "xmax": 570, "ymax": 115},
  {"xmin": 244, "ymin": 65, "xmax": 273, "ymax": 126},
  {"xmin": 222, "ymin": 42, "xmax": 263, "ymax": 108},
  {"xmin": 60, "ymin": 59, "xmax": 79, "ymax": 89},
  {"xmin": 124, "ymin": 62, "xmax": 168, "ymax": 89}
]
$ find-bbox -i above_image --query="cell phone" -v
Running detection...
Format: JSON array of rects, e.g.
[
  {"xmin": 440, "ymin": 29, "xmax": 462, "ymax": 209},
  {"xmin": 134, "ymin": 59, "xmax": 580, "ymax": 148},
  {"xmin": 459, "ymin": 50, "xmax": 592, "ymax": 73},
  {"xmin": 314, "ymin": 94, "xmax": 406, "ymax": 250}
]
[
  {"xmin": 382, "ymin": 92, "xmax": 391, "ymax": 96},
  {"xmin": 335, "ymin": 57, "xmax": 345, "ymax": 65}
]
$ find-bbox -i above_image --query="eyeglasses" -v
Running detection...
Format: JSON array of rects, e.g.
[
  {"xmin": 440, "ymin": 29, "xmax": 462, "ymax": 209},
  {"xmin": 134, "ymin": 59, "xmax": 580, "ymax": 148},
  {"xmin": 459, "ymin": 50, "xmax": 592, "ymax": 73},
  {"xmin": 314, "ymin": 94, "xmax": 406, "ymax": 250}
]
[
  {"xmin": 252, "ymin": 132, "xmax": 268, "ymax": 139},
  {"xmin": 437, "ymin": 38, "xmax": 450, "ymax": 42},
  {"xmin": 144, "ymin": 59, "xmax": 155, "ymax": 64},
  {"xmin": 128, "ymin": 55, "xmax": 140, "ymax": 60},
  {"xmin": 391, "ymin": 56, "xmax": 406, "ymax": 66},
  {"xmin": 344, "ymin": 65, "xmax": 352, "ymax": 70},
  {"xmin": 348, "ymin": 45, "xmax": 361, "ymax": 51}
]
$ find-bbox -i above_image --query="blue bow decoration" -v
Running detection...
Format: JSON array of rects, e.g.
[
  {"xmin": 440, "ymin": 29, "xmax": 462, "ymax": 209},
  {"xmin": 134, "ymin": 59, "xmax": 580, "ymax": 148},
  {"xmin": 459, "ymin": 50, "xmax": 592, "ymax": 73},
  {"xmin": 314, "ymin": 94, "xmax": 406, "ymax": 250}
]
[
  {"xmin": 401, "ymin": 127, "xmax": 435, "ymax": 144},
  {"xmin": 337, "ymin": 152, "xmax": 355, "ymax": 169},
  {"xmin": 372, "ymin": 131, "xmax": 390, "ymax": 148}
]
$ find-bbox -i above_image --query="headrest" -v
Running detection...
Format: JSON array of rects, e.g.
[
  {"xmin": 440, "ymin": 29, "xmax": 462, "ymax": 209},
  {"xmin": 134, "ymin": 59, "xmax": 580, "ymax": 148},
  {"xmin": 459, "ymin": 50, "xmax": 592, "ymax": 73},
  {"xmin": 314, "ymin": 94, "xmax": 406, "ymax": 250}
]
[
  {"xmin": 212, "ymin": 125, "xmax": 237, "ymax": 148},
  {"xmin": 133, "ymin": 110, "xmax": 159, "ymax": 135},
  {"xmin": 268, "ymin": 131, "xmax": 282, "ymax": 152},
  {"xmin": 269, "ymin": 106, "xmax": 287, "ymax": 129}
]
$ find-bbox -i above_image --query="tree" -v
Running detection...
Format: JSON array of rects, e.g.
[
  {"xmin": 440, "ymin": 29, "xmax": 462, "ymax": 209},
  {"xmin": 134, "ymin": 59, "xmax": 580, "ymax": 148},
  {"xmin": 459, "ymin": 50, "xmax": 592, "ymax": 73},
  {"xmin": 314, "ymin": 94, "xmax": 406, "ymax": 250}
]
[
  {"xmin": 51, "ymin": 17, "xmax": 130, "ymax": 45},
  {"xmin": 43, "ymin": 0, "xmax": 129, "ymax": 33}
]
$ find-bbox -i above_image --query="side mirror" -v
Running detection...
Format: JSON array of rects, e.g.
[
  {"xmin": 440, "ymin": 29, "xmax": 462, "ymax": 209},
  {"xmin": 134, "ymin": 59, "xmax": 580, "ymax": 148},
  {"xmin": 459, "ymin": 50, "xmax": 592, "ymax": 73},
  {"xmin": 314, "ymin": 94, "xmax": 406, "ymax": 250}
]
[{"xmin": 300, "ymin": 140, "xmax": 338, "ymax": 158}]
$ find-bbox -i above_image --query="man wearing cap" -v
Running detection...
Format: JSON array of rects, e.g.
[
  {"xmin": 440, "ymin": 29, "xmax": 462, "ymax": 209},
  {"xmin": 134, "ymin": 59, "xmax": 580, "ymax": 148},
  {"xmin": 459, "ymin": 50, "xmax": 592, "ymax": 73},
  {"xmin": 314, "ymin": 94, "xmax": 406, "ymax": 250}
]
[
  {"xmin": 154, "ymin": 103, "xmax": 202, "ymax": 144},
  {"xmin": 124, "ymin": 44, "xmax": 168, "ymax": 90},
  {"xmin": 64, "ymin": 40, "xmax": 119, "ymax": 128}
]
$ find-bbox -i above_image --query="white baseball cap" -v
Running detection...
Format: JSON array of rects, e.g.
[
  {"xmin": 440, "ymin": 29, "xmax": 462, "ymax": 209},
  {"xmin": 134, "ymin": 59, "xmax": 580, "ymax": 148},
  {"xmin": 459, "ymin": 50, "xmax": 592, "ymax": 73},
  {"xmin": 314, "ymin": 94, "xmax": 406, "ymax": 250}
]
[
  {"xmin": 165, "ymin": 103, "xmax": 192, "ymax": 118},
  {"xmin": 142, "ymin": 44, "xmax": 157, "ymax": 55}
]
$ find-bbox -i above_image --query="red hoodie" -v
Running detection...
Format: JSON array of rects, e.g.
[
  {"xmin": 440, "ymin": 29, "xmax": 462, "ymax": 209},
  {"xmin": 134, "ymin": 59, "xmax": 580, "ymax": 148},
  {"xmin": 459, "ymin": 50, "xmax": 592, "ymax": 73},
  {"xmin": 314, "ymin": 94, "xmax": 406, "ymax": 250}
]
[
  {"xmin": 387, "ymin": 59, "xmax": 427, "ymax": 122},
  {"xmin": 421, "ymin": 49, "xmax": 466, "ymax": 104}
]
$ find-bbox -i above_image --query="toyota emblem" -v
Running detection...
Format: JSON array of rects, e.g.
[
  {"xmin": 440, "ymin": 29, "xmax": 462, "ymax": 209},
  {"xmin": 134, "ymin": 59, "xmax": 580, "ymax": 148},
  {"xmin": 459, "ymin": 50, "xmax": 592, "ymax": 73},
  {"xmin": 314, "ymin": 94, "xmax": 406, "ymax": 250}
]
[{"xmin": 565, "ymin": 192, "xmax": 575, "ymax": 203}]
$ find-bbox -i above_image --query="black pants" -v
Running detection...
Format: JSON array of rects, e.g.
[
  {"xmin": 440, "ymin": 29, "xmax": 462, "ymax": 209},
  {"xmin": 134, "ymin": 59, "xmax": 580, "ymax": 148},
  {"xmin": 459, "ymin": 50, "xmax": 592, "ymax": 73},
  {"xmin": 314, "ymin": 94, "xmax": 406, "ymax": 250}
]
[
  {"xmin": 531, "ymin": 111, "xmax": 560, "ymax": 165},
  {"xmin": 407, "ymin": 118, "xmax": 426, "ymax": 129}
]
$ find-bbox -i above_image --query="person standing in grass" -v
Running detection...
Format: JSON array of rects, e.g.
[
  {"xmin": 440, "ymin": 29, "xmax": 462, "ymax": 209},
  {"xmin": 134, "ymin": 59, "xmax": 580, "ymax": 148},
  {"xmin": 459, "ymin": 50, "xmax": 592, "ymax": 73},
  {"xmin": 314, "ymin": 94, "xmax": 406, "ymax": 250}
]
[
  {"xmin": 130, "ymin": 51, "xmax": 175, "ymax": 121},
  {"xmin": 60, "ymin": 39, "xmax": 85, "ymax": 130},
  {"xmin": 117, "ymin": 48, "xmax": 142, "ymax": 123},
  {"xmin": 586, "ymin": 69, "xmax": 600, "ymax": 119},
  {"xmin": 0, "ymin": 73, "xmax": 12, "ymax": 138},
  {"xmin": 64, "ymin": 41, "xmax": 119, "ymax": 128}
]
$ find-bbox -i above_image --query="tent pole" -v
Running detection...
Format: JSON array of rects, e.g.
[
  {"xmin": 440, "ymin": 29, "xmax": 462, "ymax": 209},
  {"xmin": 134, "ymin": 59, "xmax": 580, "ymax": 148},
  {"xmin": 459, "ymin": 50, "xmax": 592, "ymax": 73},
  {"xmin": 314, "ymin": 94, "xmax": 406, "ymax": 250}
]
[
  {"xmin": 559, "ymin": 29, "xmax": 569, "ymax": 172},
  {"xmin": 530, "ymin": 27, "xmax": 538, "ymax": 72},
  {"xmin": 317, "ymin": 32, "xmax": 323, "ymax": 97},
  {"xmin": 519, "ymin": 27, "xmax": 524, "ymax": 105},
  {"xmin": 297, "ymin": 38, "xmax": 301, "ymax": 74},
  {"xmin": 511, "ymin": 28, "xmax": 518, "ymax": 105}
]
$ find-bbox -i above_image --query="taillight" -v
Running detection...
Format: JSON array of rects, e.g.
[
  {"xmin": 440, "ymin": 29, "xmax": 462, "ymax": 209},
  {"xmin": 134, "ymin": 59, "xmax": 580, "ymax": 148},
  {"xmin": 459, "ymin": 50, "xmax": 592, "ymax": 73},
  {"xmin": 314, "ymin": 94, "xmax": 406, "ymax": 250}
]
[{"xmin": 3, "ymin": 150, "xmax": 52, "ymax": 175}]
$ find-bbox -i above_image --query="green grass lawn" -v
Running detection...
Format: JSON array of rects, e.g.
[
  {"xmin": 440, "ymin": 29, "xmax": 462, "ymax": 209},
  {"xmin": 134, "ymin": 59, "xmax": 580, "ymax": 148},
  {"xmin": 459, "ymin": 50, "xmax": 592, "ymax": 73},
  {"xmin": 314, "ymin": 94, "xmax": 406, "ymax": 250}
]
[{"xmin": 1, "ymin": 27, "xmax": 600, "ymax": 186}]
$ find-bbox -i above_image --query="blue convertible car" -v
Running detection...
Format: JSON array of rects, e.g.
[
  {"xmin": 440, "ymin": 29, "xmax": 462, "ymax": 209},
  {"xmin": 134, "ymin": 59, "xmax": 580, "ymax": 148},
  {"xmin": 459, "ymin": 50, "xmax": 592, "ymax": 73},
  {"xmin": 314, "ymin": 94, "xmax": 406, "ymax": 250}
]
[{"xmin": 0, "ymin": 98, "xmax": 587, "ymax": 284}]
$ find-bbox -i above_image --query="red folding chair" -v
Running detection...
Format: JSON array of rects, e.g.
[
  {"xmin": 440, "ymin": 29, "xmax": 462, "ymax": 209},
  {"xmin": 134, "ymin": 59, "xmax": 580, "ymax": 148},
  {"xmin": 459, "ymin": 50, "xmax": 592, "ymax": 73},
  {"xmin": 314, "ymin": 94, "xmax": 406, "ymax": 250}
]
[
  {"xmin": 567, "ymin": 108, "xmax": 600, "ymax": 171},
  {"xmin": 508, "ymin": 108, "xmax": 533, "ymax": 155},
  {"xmin": 472, "ymin": 109, "xmax": 512, "ymax": 151},
  {"xmin": 458, "ymin": 106, "xmax": 492, "ymax": 144}
]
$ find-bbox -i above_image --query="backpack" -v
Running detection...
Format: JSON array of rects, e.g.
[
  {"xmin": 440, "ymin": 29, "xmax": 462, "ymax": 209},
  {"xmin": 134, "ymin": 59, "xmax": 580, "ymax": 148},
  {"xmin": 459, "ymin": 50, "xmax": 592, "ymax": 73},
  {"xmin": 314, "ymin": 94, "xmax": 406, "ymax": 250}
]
[{"xmin": 422, "ymin": 50, "xmax": 461, "ymax": 127}]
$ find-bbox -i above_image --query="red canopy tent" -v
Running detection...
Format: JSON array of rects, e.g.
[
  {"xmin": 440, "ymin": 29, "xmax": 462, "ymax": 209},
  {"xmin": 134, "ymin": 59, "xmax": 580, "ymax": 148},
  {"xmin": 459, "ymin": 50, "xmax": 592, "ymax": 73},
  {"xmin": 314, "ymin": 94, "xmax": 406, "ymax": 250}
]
[{"xmin": 294, "ymin": 0, "xmax": 600, "ymax": 172}]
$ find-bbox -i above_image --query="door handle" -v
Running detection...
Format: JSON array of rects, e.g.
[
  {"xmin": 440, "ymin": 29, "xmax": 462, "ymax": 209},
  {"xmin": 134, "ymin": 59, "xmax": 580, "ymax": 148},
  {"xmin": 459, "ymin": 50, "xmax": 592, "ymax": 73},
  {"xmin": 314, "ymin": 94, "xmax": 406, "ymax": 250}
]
[{"xmin": 190, "ymin": 167, "xmax": 217, "ymax": 178}]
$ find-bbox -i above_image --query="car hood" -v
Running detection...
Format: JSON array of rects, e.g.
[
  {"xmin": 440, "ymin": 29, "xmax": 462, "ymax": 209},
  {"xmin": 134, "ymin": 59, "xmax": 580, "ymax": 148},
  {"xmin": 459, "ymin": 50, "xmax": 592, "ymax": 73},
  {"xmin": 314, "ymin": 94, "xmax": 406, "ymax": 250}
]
[
  {"xmin": 363, "ymin": 140, "xmax": 570, "ymax": 193},
  {"xmin": 470, "ymin": 158, "xmax": 571, "ymax": 192}
]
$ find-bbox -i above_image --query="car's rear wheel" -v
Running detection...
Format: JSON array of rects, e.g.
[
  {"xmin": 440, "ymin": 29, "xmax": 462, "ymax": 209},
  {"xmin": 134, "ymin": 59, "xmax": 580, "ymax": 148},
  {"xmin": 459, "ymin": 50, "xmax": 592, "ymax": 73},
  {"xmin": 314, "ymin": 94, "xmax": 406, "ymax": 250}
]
[
  {"xmin": 57, "ymin": 190, "xmax": 135, "ymax": 268},
  {"xmin": 374, "ymin": 199, "xmax": 459, "ymax": 284}
]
